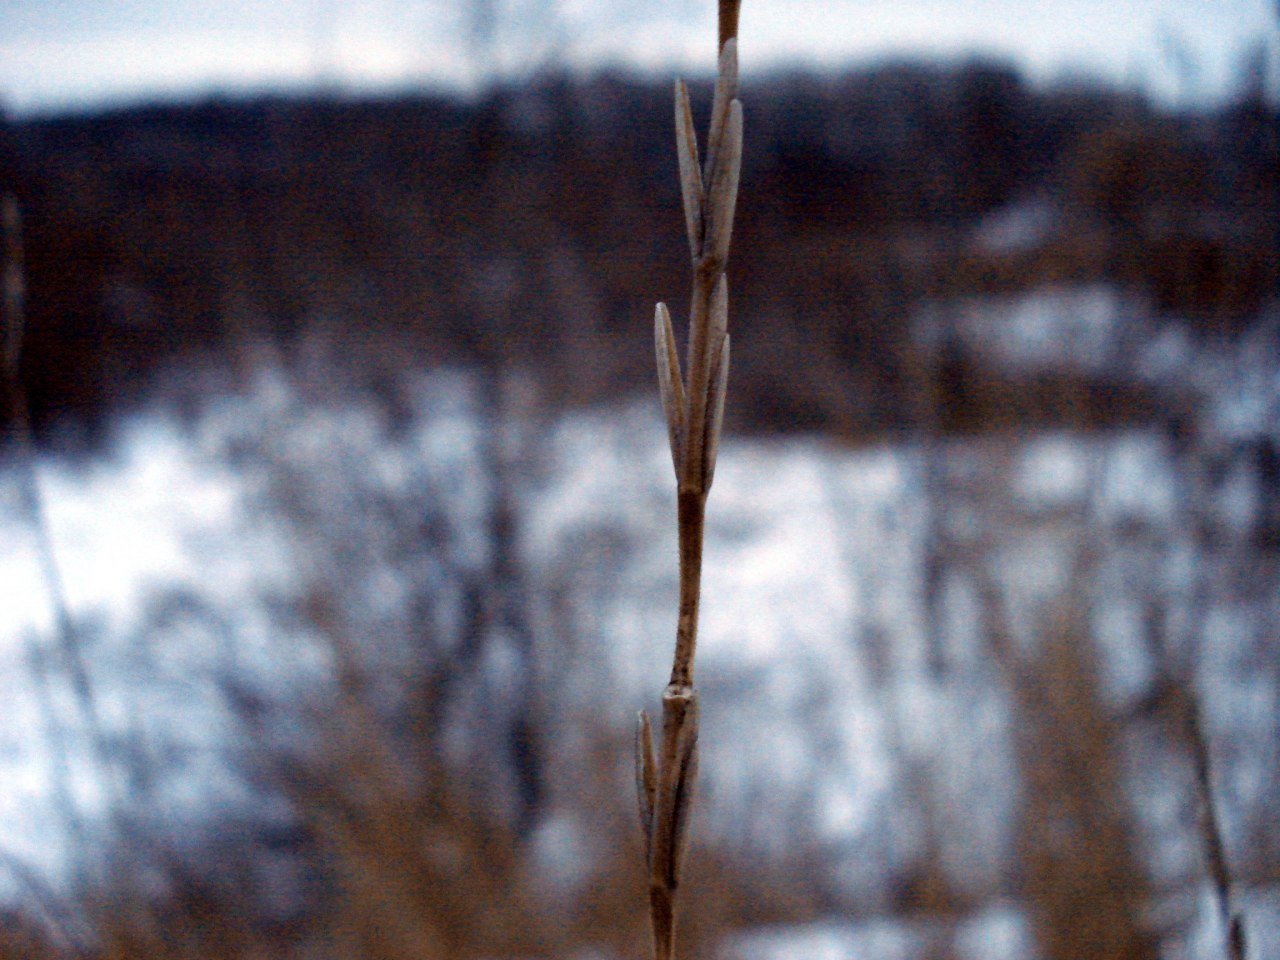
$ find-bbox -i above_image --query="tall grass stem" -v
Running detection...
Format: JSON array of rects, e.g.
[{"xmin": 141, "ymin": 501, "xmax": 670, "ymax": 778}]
[{"xmin": 636, "ymin": 5, "xmax": 743, "ymax": 959}]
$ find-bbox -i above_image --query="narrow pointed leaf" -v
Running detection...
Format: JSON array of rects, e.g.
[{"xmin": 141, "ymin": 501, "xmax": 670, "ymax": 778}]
[
  {"xmin": 655, "ymin": 303, "xmax": 687, "ymax": 474},
  {"xmin": 674, "ymin": 79, "xmax": 704, "ymax": 260},
  {"xmin": 658, "ymin": 687, "xmax": 700, "ymax": 889},
  {"xmin": 668, "ymin": 717, "xmax": 700, "ymax": 885},
  {"xmin": 705, "ymin": 98, "xmax": 743, "ymax": 269},
  {"xmin": 708, "ymin": 273, "xmax": 729, "ymax": 353},
  {"xmin": 703, "ymin": 333, "xmax": 730, "ymax": 490},
  {"xmin": 702, "ymin": 39, "xmax": 739, "ymax": 189}
]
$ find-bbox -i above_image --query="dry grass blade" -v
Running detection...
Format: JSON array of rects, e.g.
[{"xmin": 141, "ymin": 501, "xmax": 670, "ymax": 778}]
[
  {"xmin": 702, "ymin": 40, "xmax": 740, "ymax": 196},
  {"xmin": 708, "ymin": 274, "xmax": 729, "ymax": 362},
  {"xmin": 656, "ymin": 686, "xmax": 699, "ymax": 887},
  {"xmin": 655, "ymin": 303, "xmax": 688, "ymax": 474},
  {"xmin": 703, "ymin": 333, "xmax": 729, "ymax": 490},
  {"xmin": 644, "ymin": 686, "xmax": 700, "ymax": 960},
  {"xmin": 704, "ymin": 98, "xmax": 743, "ymax": 270},
  {"xmin": 675, "ymin": 81, "xmax": 704, "ymax": 261}
]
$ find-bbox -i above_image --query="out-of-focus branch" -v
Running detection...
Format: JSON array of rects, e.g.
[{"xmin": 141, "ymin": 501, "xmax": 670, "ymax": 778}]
[
  {"xmin": 1184, "ymin": 695, "xmax": 1246, "ymax": 960},
  {"xmin": 3, "ymin": 194, "xmax": 120, "ymax": 887}
]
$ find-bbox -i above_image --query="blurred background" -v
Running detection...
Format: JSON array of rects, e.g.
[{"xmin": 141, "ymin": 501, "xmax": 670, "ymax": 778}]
[{"xmin": 1, "ymin": 2, "xmax": 1278, "ymax": 958}]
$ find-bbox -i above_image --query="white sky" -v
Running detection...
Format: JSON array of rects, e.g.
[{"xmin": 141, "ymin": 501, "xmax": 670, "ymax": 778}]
[{"xmin": 0, "ymin": 0, "xmax": 1276, "ymax": 116}]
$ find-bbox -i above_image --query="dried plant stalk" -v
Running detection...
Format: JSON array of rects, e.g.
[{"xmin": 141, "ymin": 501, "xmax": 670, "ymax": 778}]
[{"xmin": 637, "ymin": 5, "xmax": 743, "ymax": 959}]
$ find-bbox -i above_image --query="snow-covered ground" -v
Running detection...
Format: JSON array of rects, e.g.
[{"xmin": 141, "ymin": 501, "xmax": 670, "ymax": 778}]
[{"xmin": 1, "ymin": 288, "xmax": 1277, "ymax": 956}]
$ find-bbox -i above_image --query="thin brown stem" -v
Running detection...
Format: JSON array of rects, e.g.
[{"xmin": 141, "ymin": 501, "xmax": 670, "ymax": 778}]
[
  {"xmin": 671, "ymin": 492, "xmax": 707, "ymax": 688},
  {"xmin": 638, "ymin": 12, "xmax": 743, "ymax": 960},
  {"xmin": 719, "ymin": 0, "xmax": 742, "ymax": 49}
]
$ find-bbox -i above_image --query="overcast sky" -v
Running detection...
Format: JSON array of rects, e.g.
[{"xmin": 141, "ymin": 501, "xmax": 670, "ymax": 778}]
[{"xmin": 1, "ymin": 0, "xmax": 1276, "ymax": 116}]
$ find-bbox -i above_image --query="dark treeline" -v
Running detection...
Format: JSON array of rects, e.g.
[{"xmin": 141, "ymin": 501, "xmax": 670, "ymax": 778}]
[{"xmin": 2, "ymin": 58, "xmax": 1276, "ymax": 445}]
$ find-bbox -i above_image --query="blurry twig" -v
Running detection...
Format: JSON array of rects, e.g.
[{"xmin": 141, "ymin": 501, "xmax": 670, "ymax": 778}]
[
  {"xmin": 1183, "ymin": 694, "xmax": 1246, "ymax": 960},
  {"xmin": 3, "ymin": 194, "xmax": 122, "ymax": 884},
  {"xmin": 2, "ymin": 195, "xmax": 99, "ymax": 730},
  {"xmin": 635, "ymin": 5, "xmax": 743, "ymax": 960},
  {"xmin": 0, "ymin": 850, "xmax": 91, "ymax": 955}
]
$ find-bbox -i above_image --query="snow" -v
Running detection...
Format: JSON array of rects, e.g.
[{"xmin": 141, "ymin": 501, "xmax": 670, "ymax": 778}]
[
  {"xmin": 971, "ymin": 197, "xmax": 1057, "ymax": 256},
  {"xmin": 724, "ymin": 906, "xmax": 1035, "ymax": 960},
  {"xmin": 0, "ymin": 290, "xmax": 1276, "ymax": 956},
  {"xmin": 920, "ymin": 283, "xmax": 1139, "ymax": 375}
]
